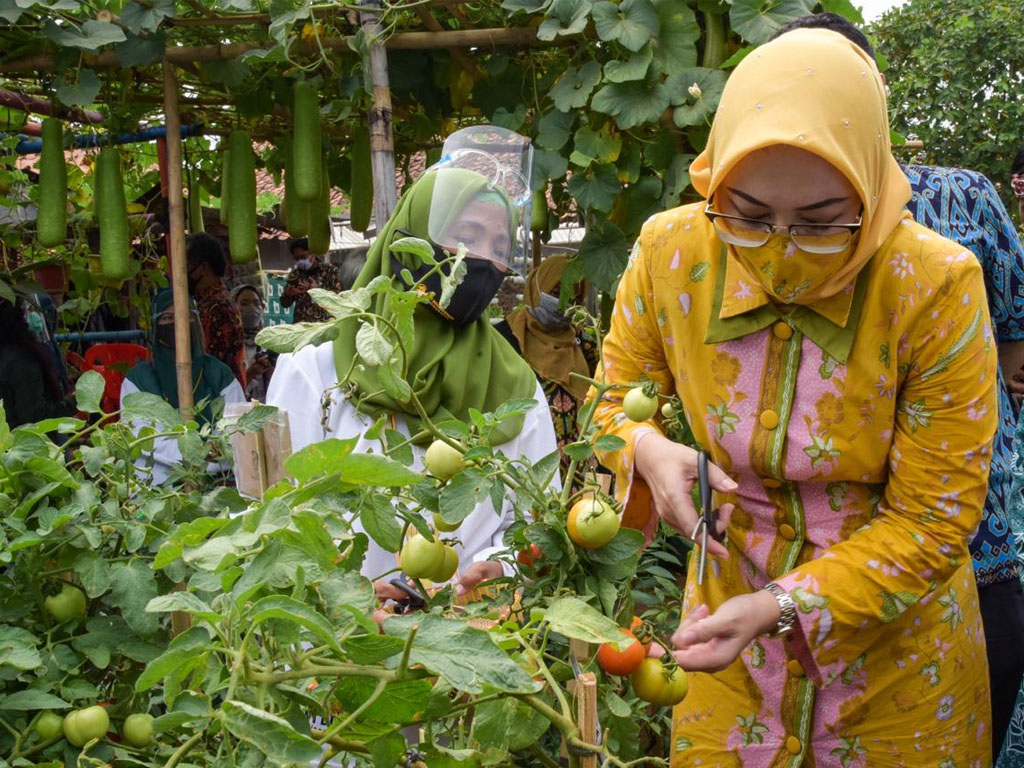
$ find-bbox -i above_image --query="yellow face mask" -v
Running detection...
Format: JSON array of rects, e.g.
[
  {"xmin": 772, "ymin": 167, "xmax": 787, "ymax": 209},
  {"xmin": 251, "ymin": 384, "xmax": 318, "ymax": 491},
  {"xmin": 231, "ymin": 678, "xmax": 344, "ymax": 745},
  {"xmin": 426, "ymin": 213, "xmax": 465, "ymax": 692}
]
[{"xmin": 730, "ymin": 236, "xmax": 857, "ymax": 305}]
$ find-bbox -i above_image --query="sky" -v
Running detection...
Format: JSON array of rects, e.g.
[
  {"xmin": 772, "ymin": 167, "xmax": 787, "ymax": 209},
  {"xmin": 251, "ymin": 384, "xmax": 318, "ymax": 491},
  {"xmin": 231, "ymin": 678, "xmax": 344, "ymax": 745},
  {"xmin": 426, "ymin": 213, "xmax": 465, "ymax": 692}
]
[{"xmin": 859, "ymin": 0, "xmax": 909, "ymax": 22}]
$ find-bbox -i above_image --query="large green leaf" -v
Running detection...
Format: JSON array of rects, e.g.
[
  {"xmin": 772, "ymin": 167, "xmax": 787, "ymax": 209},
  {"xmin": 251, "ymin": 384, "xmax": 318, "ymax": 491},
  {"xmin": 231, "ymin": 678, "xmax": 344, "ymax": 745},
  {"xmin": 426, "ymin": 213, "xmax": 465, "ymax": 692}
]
[
  {"xmin": 121, "ymin": 391, "xmax": 182, "ymax": 427},
  {"xmin": 729, "ymin": 0, "xmax": 815, "ymax": 45},
  {"xmin": 54, "ymin": 69, "xmax": 100, "ymax": 107},
  {"xmin": 550, "ymin": 60, "xmax": 602, "ymax": 112},
  {"xmin": 604, "ymin": 46, "xmax": 654, "ymax": 84},
  {"xmin": 471, "ymin": 697, "xmax": 551, "ymax": 753},
  {"xmin": 537, "ymin": 0, "xmax": 592, "ymax": 40},
  {"xmin": 591, "ymin": 80, "xmax": 671, "ymax": 130},
  {"xmin": 119, "ymin": 0, "xmax": 175, "ymax": 33},
  {"xmin": 661, "ymin": 153, "xmax": 696, "ymax": 207},
  {"xmin": 0, "ymin": 627, "xmax": 42, "ymax": 671},
  {"xmin": 0, "ymin": 690, "xmax": 70, "ymax": 711},
  {"xmin": 359, "ymin": 494, "xmax": 403, "ymax": 553},
  {"xmin": 572, "ymin": 125, "xmax": 622, "ymax": 167},
  {"xmin": 438, "ymin": 468, "xmax": 494, "ymax": 527},
  {"xmin": 668, "ymin": 67, "xmax": 729, "ymax": 126},
  {"xmin": 567, "ymin": 162, "xmax": 620, "ymax": 213},
  {"xmin": 335, "ymin": 677, "xmax": 432, "ymax": 724},
  {"xmin": 536, "ymin": 109, "xmax": 576, "ymax": 151},
  {"xmin": 115, "ymin": 31, "xmax": 167, "ymax": 68},
  {"xmin": 250, "ymin": 596, "xmax": 343, "ymax": 655},
  {"xmin": 533, "ymin": 149, "xmax": 569, "ymax": 188},
  {"xmin": 383, "ymin": 614, "xmax": 539, "ymax": 695},
  {"xmin": 591, "ymin": 0, "xmax": 659, "ymax": 52},
  {"xmin": 44, "ymin": 19, "xmax": 126, "ymax": 50},
  {"xmin": 255, "ymin": 320, "xmax": 340, "ymax": 354},
  {"xmin": 221, "ymin": 700, "xmax": 324, "ymax": 764},
  {"xmin": 284, "ymin": 437, "xmax": 358, "ymax": 483},
  {"xmin": 108, "ymin": 560, "xmax": 159, "ymax": 637},
  {"xmin": 75, "ymin": 370, "xmax": 105, "ymax": 414},
  {"xmin": 577, "ymin": 217, "xmax": 628, "ymax": 293},
  {"xmin": 544, "ymin": 595, "xmax": 624, "ymax": 643},
  {"xmin": 649, "ymin": 0, "xmax": 700, "ymax": 75}
]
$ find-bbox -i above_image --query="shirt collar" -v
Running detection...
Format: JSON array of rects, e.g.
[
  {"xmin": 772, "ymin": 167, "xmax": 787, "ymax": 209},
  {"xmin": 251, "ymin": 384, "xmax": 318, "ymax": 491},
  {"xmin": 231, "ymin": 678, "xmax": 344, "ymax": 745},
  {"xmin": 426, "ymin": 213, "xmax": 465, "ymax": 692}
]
[{"xmin": 706, "ymin": 248, "xmax": 870, "ymax": 364}]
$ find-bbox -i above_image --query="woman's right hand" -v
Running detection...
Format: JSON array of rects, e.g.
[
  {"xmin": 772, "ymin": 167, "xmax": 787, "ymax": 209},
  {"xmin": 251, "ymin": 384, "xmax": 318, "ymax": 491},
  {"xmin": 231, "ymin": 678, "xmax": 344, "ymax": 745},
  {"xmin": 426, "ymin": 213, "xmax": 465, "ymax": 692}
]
[{"xmin": 633, "ymin": 434, "xmax": 736, "ymax": 558}]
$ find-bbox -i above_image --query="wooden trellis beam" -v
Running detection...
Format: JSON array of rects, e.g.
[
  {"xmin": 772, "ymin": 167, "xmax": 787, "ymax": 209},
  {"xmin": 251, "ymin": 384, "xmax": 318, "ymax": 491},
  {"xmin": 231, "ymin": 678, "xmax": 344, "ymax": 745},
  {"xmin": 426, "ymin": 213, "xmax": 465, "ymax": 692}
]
[{"xmin": 0, "ymin": 27, "xmax": 544, "ymax": 74}]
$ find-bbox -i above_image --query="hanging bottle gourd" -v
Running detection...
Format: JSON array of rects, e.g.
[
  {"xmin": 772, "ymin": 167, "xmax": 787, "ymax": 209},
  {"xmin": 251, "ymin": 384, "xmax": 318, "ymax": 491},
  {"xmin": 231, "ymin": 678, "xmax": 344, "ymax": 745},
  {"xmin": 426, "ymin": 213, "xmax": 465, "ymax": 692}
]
[
  {"xmin": 292, "ymin": 81, "xmax": 321, "ymax": 203},
  {"xmin": 219, "ymin": 143, "xmax": 231, "ymax": 226},
  {"xmin": 349, "ymin": 125, "xmax": 373, "ymax": 233},
  {"xmin": 94, "ymin": 146, "xmax": 131, "ymax": 280},
  {"xmin": 37, "ymin": 118, "xmax": 67, "ymax": 248},
  {"xmin": 307, "ymin": 152, "xmax": 331, "ymax": 256},
  {"xmin": 188, "ymin": 177, "xmax": 205, "ymax": 235},
  {"xmin": 227, "ymin": 130, "xmax": 257, "ymax": 264},
  {"xmin": 282, "ymin": 136, "xmax": 309, "ymax": 238}
]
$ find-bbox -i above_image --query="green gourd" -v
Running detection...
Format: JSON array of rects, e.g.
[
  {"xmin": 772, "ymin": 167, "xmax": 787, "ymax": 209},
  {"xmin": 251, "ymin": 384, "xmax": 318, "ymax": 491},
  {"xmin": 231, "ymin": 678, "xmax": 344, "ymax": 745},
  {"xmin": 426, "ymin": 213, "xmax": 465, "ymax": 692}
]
[
  {"xmin": 349, "ymin": 125, "xmax": 373, "ymax": 233},
  {"xmin": 292, "ymin": 82, "xmax": 322, "ymax": 203},
  {"xmin": 307, "ymin": 153, "xmax": 331, "ymax": 256},
  {"xmin": 282, "ymin": 137, "xmax": 309, "ymax": 238},
  {"xmin": 94, "ymin": 147, "xmax": 130, "ymax": 279},
  {"xmin": 219, "ymin": 143, "xmax": 231, "ymax": 226},
  {"xmin": 227, "ymin": 130, "xmax": 257, "ymax": 264},
  {"xmin": 37, "ymin": 118, "xmax": 67, "ymax": 247},
  {"xmin": 188, "ymin": 179, "xmax": 205, "ymax": 234}
]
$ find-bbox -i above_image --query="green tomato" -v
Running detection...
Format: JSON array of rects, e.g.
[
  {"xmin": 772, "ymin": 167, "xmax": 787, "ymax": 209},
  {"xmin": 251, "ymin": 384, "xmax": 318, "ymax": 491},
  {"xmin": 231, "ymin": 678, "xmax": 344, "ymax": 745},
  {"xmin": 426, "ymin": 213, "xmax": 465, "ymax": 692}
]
[
  {"xmin": 623, "ymin": 387, "xmax": 658, "ymax": 422},
  {"xmin": 631, "ymin": 658, "xmax": 689, "ymax": 707},
  {"xmin": 400, "ymin": 533, "xmax": 445, "ymax": 580},
  {"xmin": 661, "ymin": 402, "xmax": 676, "ymax": 420},
  {"xmin": 63, "ymin": 705, "xmax": 109, "ymax": 747},
  {"xmin": 424, "ymin": 440, "xmax": 465, "ymax": 481},
  {"xmin": 122, "ymin": 713, "xmax": 155, "ymax": 748},
  {"xmin": 430, "ymin": 545, "xmax": 460, "ymax": 582},
  {"xmin": 35, "ymin": 711, "xmax": 63, "ymax": 741},
  {"xmin": 567, "ymin": 497, "xmax": 620, "ymax": 549},
  {"xmin": 44, "ymin": 584, "xmax": 87, "ymax": 622},
  {"xmin": 432, "ymin": 511, "xmax": 461, "ymax": 533}
]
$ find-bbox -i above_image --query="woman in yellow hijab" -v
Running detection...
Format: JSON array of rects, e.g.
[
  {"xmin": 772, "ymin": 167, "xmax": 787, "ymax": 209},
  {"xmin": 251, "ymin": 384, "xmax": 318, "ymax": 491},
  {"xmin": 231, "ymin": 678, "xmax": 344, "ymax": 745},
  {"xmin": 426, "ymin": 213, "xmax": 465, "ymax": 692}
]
[{"xmin": 593, "ymin": 29, "xmax": 996, "ymax": 764}]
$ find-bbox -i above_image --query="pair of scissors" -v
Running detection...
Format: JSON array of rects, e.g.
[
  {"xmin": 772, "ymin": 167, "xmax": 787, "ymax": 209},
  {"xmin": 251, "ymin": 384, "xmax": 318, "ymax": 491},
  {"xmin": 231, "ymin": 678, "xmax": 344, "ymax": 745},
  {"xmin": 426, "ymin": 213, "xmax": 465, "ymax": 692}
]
[
  {"xmin": 386, "ymin": 575, "xmax": 426, "ymax": 614},
  {"xmin": 693, "ymin": 450, "xmax": 721, "ymax": 585}
]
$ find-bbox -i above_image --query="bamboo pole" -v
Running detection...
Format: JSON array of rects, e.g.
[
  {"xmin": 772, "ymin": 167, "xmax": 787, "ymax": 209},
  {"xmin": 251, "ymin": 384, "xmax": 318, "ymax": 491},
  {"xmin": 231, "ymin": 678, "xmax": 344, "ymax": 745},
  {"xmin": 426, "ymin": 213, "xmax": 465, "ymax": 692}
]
[
  {"xmin": 0, "ymin": 28, "xmax": 546, "ymax": 74},
  {"xmin": 576, "ymin": 672, "xmax": 599, "ymax": 768},
  {"xmin": 360, "ymin": 0, "xmax": 398, "ymax": 227},
  {"xmin": 162, "ymin": 60, "xmax": 194, "ymax": 639},
  {"xmin": 410, "ymin": 6, "xmax": 480, "ymax": 78}
]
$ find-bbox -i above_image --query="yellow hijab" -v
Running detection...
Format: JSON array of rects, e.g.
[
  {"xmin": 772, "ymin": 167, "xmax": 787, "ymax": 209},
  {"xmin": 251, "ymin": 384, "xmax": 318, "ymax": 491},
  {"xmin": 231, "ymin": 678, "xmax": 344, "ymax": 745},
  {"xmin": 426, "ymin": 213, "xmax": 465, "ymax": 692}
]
[{"xmin": 689, "ymin": 28, "xmax": 911, "ymax": 309}]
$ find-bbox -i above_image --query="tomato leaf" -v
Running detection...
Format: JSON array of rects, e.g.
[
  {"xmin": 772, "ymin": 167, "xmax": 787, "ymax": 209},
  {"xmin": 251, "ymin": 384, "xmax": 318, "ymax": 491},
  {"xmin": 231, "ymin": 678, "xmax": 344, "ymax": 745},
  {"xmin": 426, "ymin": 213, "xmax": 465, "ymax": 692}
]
[
  {"xmin": 75, "ymin": 370, "xmax": 105, "ymax": 414},
  {"xmin": 0, "ymin": 690, "xmax": 70, "ymax": 711},
  {"xmin": 384, "ymin": 614, "xmax": 539, "ymax": 694},
  {"xmin": 249, "ymin": 595, "xmax": 343, "ymax": 655},
  {"xmin": 0, "ymin": 627, "xmax": 42, "ymax": 671},
  {"xmin": 544, "ymin": 596, "xmax": 624, "ymax": 644},
  {"xmin": 220, "ymin": 700, "xmax": 324, "ymax": 764}
]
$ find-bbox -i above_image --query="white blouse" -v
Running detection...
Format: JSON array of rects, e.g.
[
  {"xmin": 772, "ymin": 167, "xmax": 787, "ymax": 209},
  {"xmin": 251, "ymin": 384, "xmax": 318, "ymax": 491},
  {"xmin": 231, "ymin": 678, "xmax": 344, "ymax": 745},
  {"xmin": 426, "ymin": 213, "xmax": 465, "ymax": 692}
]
[{"xmin": 266, "ymin": 342, "xmax": 559, "ymax": 583}]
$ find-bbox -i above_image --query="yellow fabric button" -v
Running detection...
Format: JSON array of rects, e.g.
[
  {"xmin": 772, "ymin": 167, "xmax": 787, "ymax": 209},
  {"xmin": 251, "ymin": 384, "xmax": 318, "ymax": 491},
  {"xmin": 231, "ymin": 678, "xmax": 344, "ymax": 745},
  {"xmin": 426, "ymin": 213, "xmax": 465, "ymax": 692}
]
[
  {"xmin": 787, "ymin": 659, "xmax": 805, "ymax": 677},
  {"xmin": 762, "ymin": 477, "xmax": 782, "ymax": 489},
  {"xmin": 786, "ymin": 736, "xmax": 802, "ymax": 755},
  {"xmin": 759, "ymin": 409, "xmax": 779, "ymax": 430},
  {"xmin": 772, "ymin": 322, "xmax": 793, "ymax": 340},
  {"xmin": 779, "ymin": 523, "xmax": 797, "ymax": 541}
]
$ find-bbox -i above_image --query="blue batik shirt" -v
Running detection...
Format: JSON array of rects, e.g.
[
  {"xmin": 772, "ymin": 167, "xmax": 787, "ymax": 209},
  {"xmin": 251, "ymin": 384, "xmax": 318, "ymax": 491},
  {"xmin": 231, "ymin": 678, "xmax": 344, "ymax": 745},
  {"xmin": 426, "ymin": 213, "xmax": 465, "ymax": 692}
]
[{"xmin": 904, "ymin": 164, "xmax": 1024, "ymax": 586}]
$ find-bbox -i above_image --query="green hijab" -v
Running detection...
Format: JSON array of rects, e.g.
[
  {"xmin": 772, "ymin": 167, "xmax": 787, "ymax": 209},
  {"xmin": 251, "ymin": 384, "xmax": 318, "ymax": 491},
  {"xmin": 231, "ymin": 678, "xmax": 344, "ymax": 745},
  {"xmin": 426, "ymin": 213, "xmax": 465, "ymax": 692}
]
[
  {"xmin": 332, "ymin": 170, "xmax": 537, "ymax": 445},
  {"xmin": 125, "ymin": 290, "xmax": 236, "ymax": 424}
]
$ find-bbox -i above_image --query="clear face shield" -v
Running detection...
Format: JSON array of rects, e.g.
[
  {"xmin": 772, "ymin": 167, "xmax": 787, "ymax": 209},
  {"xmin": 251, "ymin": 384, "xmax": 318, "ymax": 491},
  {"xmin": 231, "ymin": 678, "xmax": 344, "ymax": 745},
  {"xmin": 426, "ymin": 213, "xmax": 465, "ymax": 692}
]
[{"xmin": 426, "ymin": 126, "xmax": 534, "ymax": 273}]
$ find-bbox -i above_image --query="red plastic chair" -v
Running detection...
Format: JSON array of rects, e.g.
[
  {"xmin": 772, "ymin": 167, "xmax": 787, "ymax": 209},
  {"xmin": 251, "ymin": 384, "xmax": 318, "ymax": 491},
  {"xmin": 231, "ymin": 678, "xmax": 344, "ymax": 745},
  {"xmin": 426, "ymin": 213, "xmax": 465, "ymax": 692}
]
[{"xmin": 77, "ymin": 343, "xmax": 151, "ymax": 416}]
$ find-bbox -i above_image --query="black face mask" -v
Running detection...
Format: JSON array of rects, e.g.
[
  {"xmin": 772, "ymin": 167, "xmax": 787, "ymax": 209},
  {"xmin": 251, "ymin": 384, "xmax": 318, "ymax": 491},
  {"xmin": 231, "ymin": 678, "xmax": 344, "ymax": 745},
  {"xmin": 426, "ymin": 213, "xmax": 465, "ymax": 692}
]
[{"xmin": 392, "ymin": 248, "xmax": 505, "ymax": 327}]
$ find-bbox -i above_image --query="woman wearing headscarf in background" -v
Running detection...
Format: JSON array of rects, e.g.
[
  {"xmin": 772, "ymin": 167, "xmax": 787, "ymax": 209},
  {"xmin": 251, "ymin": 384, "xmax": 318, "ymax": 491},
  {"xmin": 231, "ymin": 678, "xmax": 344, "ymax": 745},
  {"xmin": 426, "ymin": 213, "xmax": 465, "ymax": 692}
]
[
  {"xmin": 592, "ymin": 30, "xmax": 996, "ymax": 764},
  {"xmin": 267, "ymin": 126, "xmax": 558, "ymax": 602},
  {"xmin": 496, "ymin": 255, "xmax": 597, "ymax": 475},
  {"xmin": 232, "ymin": 284, "xmax": 275, "ymax": 402},
  {"xmin": 122, "ymin": 290, "xmax": 245, "ymax": 484},
  {"xmin": 0, "ymin": 297, "xmax": 76, "ymax": 429}
]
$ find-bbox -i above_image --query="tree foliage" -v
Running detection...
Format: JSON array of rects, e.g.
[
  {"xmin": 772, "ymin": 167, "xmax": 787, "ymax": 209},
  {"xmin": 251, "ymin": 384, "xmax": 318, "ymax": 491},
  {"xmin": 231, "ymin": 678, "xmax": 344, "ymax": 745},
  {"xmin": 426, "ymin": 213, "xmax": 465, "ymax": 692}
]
[{"xmin": 872, "ymin": 0, "xmax": 1024, "ymax": 207}]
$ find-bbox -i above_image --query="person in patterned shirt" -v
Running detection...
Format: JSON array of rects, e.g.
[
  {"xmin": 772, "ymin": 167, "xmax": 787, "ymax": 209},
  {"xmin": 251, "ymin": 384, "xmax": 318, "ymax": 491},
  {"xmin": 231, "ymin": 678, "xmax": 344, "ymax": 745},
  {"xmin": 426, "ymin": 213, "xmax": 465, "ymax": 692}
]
[
  {"xmin": 186, "ymin": 233, "xmax": 246, "ymax": 387},
  {"xmin": 773, "ymin": 14, "xmax": 1024, "ymax": 762},
  {"xmin": 280, "ymin": 237, "xmax": 343, "ymax": 324}
]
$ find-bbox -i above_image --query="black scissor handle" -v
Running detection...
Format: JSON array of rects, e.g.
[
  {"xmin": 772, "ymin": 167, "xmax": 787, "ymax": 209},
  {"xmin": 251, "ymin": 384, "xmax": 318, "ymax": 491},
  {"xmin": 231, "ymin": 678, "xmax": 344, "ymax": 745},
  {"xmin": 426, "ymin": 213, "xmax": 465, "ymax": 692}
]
[
  {"xmin": 389, "ymin": 577, "xmax": 427, "ymax": 612},
  {"xmin": 696, "ymin": 450, "xmax": 724, "ymax": 543}
]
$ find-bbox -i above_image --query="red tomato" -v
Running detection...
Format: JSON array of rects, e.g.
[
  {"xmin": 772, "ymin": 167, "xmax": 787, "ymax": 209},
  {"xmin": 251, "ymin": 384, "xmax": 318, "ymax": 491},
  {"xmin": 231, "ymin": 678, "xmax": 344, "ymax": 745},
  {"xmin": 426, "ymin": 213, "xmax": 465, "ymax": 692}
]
[{"xmin": 596, "ymin": 628, "xmax": 646, "ymax": 676}]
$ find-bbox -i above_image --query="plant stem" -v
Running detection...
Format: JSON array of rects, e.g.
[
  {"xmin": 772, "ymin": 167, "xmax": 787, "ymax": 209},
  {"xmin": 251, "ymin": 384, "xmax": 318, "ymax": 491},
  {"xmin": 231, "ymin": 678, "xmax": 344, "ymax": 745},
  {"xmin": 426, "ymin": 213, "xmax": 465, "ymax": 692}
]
[
  {"xmin": 164, "ymin": 730, "xmax": 205, "ymax": 768},
  {"xmin": 396, "ymin": 622, "xmax": 418, "ymax": 677}
]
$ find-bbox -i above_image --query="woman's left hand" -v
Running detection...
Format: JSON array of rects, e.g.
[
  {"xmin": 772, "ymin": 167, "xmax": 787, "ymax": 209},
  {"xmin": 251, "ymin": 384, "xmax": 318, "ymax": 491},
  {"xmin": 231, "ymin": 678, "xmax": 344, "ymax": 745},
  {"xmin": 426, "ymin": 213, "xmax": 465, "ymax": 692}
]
[
  {"xmin": 670, "ymin": 591, "xmax": 781, "ymax": 672},
  {"xmin": 457, "ymin": 561, "xmax": 503, "ymax": 596}
]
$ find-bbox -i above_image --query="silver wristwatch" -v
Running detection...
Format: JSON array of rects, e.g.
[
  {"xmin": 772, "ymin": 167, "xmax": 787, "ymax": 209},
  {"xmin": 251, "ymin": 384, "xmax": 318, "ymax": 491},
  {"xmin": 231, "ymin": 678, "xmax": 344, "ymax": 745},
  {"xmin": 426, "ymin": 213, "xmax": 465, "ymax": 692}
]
[{"xmin": 763, "ymin": 582, "xmax": 797, "ymax": 637}]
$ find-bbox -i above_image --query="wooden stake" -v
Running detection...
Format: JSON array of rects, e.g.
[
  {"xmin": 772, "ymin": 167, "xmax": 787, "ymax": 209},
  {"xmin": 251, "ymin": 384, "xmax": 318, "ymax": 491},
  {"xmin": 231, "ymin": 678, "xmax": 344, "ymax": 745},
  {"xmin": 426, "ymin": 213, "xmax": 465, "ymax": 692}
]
[
  {"xmin": 576, "ymin": 672, "xmax": 599, "ymax": 768},
  {"xmin": 359, "ymin": 0, "xmax": 398, "ymax": 227},
  {"xmin": 162, "ymin": 60, "xmax": 193, "ymax": 638}
]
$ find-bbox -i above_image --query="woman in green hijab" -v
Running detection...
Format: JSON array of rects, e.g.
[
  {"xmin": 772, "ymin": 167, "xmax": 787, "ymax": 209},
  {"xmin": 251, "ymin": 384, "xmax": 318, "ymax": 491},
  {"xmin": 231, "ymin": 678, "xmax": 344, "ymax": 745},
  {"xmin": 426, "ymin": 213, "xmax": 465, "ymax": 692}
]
[
  {"xmin": 267, "ymin": 127, "xmax": 558, "ymax": 600},
  {"xmin": 122, "ymin": 290, "xmax": 246, "ymax": 484}
]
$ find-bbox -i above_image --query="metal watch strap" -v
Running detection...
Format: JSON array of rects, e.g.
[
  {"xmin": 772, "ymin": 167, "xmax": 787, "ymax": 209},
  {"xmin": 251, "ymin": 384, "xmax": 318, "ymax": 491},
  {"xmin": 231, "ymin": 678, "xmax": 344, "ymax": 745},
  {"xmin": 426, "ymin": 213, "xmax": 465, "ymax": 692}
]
[{"xmin": 763, "ymin": 582, "xmax": 796, "ymax": 637}]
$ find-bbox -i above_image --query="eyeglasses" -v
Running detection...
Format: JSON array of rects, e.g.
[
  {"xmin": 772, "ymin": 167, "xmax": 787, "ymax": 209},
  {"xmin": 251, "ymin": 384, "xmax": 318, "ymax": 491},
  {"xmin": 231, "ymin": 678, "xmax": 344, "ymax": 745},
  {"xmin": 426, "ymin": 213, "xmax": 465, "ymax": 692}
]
[{"xmin": 704, "ymin": 205, "xmax": 863, "ymax": 255}]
